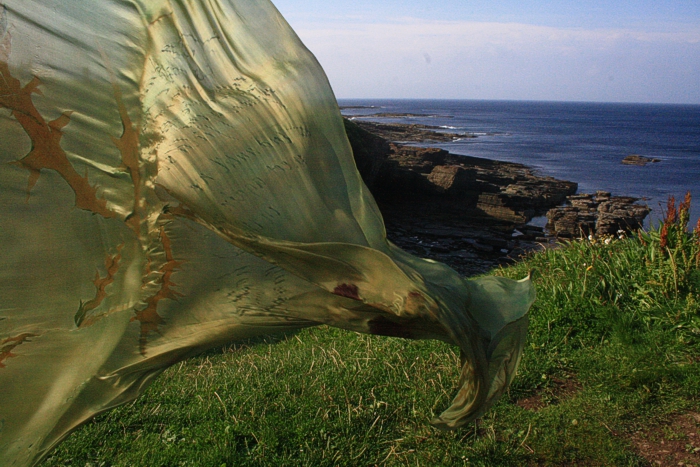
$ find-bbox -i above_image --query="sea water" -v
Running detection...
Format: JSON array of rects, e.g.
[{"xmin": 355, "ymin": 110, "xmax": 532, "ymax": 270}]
[{"xmin": 339, "ymin": 99, "xmax": 700, "ymax": 228}]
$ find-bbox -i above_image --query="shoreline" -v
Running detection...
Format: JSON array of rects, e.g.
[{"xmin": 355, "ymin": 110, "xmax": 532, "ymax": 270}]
[
  {"xmin": 340, "ymin": 99, "xmax": 699, "ymax": 230},
  {"xmin": 345, "ymin": 118, "xmax": 651, "ymax": 275},
  {"xmin": 345, "ymin": 118, "xmax": 572, "ymax": 275},
  {"xmin": 344, "ymin": 118, "xmax": 476, "ymax": 143}
]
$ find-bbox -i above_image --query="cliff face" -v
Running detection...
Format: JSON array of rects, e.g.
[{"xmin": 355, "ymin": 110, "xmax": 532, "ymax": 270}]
[
  {"xmin": 342, "ymin": 118, "xmax": 391, "ymax": 189},
  {"xmin": 344, "ymin": 118, "xmax": 578, "ymax": 225},
  {"xmin": 343, "ymin": 118, "xmax": 651, "ymax": 275}
]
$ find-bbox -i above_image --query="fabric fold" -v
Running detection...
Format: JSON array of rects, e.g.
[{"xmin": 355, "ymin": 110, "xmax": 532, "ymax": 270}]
[{"xmin": 0, "ymin": 1, "xmax": 535, "ymax": 465}]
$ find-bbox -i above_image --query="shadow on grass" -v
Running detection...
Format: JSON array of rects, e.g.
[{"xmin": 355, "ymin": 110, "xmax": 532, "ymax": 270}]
[{"xmin": 194, "ymin": 328, "xmax": 306, "ymax": 359}]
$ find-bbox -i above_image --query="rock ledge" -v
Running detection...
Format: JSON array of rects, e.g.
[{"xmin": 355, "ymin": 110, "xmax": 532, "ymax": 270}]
[{"xmin": 546, "ymin": 191, "xmax": 650, "ymax": 238}]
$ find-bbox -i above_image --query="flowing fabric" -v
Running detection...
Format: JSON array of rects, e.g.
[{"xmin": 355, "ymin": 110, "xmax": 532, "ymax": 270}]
[{"xmin": 0, "ymin": 1, "xmax": 535, "ymax": 465}]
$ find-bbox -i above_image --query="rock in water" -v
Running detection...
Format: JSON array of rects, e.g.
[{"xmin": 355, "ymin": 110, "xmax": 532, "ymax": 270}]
[{"xmin": 622, "ymin": 154, "xmax": 661, "ymax": 166}]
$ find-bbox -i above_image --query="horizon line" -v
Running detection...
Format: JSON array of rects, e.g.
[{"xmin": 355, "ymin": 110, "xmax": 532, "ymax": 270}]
[{"xmin": 335, "ymin": 97, "xmax": 700, "ymax": 106}]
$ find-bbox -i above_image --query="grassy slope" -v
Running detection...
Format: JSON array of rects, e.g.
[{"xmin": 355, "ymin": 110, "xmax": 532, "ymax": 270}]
[{"xmin": 42, "ymin": 215, "xmax": 700, "ymax": 466}]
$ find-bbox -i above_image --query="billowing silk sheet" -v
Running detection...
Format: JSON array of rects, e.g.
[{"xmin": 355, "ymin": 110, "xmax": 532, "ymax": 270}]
[{"xmin": 0, "ymin": 1, "xmax": 535, "ymax": 465}]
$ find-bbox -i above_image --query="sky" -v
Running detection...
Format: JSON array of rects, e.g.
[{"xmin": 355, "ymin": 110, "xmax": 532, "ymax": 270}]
[{"xmin": 272, "ymin": 0, "xmax": 700, "ymax": 104}]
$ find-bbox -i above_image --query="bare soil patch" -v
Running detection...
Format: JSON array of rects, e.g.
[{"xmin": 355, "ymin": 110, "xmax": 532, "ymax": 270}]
[
  {"xmin": 630, "ymin": 412, "xmax": 700, "ymax": 467},
  {"xmin": 517, "ymin": 376, "xmax": 583, "ymax": 412}
]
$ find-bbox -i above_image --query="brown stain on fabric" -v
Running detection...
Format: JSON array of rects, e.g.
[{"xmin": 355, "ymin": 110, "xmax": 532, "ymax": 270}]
[
  {"xmin": 109, "ymin": 67, "xmax": 143, "ymax": 234},
  {"xmin": 75, "ymin": 245, "xmax": 125, "ymax": 328},
  {"xmin": 0, "ymin": 50, "xmax": 115, "ymax": 218},
  {"xmin": 332, "ymin": 283, "xmax": 361, "ymax": 301},
  {"xmin": 0, "ymin": 333, "xmax": 38, "ymax": 368},
  {"xmin": 131, "ymin": 226, "xmax": 184, "ymax": 354}
]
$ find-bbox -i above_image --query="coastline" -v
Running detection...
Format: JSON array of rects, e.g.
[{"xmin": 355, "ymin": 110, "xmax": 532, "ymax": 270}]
[
  {"xmin": 345, "ymin": 118, "xmax": 651, "ymax": 275},
  {"xmin": 339, "ymin": 99, "xmax": 700, "ymax": 230}
]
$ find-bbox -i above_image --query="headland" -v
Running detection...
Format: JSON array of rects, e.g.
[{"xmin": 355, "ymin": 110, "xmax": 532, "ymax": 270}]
[{"xmin": 345, "ymin": 118, "xmax": 651, "ymax": 275}]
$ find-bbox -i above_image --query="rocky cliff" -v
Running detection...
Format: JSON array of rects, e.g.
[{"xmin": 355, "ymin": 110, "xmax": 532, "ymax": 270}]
[
  {"xmin": 344, "ymin": 118, "xmax": 578, "ymax": 225},
  {"xmin": 546, "ymin": 192, "xmax": 651, "ymax": 238},
  {"xmin": 343, "ymin": 118, "xmax": 651, "ymax": 275}
]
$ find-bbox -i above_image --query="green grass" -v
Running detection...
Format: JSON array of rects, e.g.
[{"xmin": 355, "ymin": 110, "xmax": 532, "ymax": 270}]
[{"xmin": 42, "ymin": 205, "xmax": 700, "ymax": 466}]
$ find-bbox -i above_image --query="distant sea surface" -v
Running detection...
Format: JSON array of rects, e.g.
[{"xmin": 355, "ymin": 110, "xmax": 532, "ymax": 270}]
[{"xmin": 338, "ymin": 99, "xmax": 700, "ymax": 228}]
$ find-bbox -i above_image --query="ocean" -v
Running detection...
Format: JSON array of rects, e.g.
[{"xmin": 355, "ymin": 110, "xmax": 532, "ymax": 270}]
[{"xmin": 338, "ymin": 99, "xmax": 700, "ymax": 229}]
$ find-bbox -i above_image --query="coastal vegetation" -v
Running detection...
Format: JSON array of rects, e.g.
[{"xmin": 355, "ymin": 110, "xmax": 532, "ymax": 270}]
[{"xmin": 41, "ymin": 195, "xmax": 700, "ymax": 467}]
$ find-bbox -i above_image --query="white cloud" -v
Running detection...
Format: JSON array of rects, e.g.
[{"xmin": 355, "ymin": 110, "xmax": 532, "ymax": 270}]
[{"xmin": 290, "ymin": 19, "xmax": 700, "ymax": 103}]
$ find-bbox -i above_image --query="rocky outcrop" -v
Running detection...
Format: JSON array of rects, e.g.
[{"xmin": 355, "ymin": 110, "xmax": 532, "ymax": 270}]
[
  {"xmin": 546, "ymin": 192, "xmax": 650, "ymax": 238},
  {"xmin": 427, "ymin": 165, "xmax": 477, "ymax": 196},
  {"xmin": 345, "ymin": 119, "xmax": 577, "ymax": 222},
  {"xmin": 476, "ymin": 176, "xmax": 578, "ymax": 224},
  {"xmin": 350, "ymin": 129, "xmax": 578, "ymax": 225},
  {"xmin": 347, "ymin": 119, "xmax": 475, "ymax": 143},
  {"xmin": 343, "ymin": 117, "xmax": 656, "ymax": 274},
  {"xmin": 342, "ymin": 118, "xmax": 582, "ymax": 274},
  {"xmin": 622, "ymin": 155, "xmax": 661, "ymax": 166}
]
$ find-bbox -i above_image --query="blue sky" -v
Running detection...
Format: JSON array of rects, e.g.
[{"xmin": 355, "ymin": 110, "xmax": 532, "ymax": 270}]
[{"xmin": 272, "ymin": 0, "xmax": 700, "ymax": 104}]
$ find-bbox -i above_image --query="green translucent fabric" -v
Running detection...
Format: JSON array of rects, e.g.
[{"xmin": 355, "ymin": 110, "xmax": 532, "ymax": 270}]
[{"xmin": 0, "ymin": 1, "xmax": 535, "ymax": 465}]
